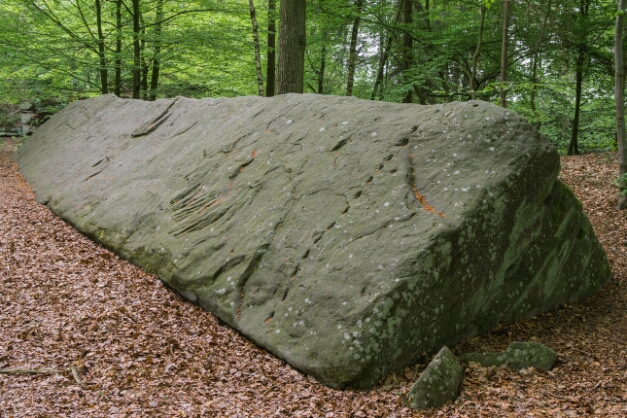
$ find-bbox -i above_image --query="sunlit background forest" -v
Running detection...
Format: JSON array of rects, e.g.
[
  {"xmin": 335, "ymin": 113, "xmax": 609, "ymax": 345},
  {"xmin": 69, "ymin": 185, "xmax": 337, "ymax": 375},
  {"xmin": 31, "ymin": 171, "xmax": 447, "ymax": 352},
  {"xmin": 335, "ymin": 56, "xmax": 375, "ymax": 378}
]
[{"xmin": 0, "ymin": 0, "xmax": 621, "ymax": 154}]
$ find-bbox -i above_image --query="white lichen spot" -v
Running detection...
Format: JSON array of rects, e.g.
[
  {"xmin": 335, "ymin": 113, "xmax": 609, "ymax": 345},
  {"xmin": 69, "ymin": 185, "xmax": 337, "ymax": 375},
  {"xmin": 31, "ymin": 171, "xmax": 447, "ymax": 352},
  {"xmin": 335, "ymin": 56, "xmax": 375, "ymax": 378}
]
[
  {"xmin": 454, "ymin": 170, "xmax": 460, "ymax": 175},
  {"xmin": 461, "ymin": 187, "xmax": 469, "ymax": 192},
  {"xmin": 338, "ymin": 325, "xmax": 342, "ymax": 329},
  {"xmin": 276, "ymin": 329, "xmax": 280, "ymax": 334},
  {"xmin": 375, "ymin": 210, "xmax": 379, "ymax": 214},
  {"xmin": 286, "ymin": 120, "xmax": 292, "ymax": 124},
  {"xmin": 378, "ymin": 264, "xmax": 383, "ymax": 270},
  {"xmin": 344, "ymin": 332, "xmax": 351, "ymax": 340},
  {"xmin": 342, "ymin": 121, "xmax": 349, "ymax": 125},
  {"xmin": 227, "ymin": 277, "xmax": 232, "ymax": 281},
  {"xmin": 371, "ymin": 132, "xmax": 377, "ymax": 137},
  {"xmin": 216, "ymin": 288, "xmax": 226, "ymax": 295},
  {"xmin": 230, "ymin": 302, "xmax": 234, "ymax": 307},
  {"xmin": 349, "ymin": 254, "xmax": 353, "ymax": 259},
  {"xmin": 384, "ymin": 202, "xmax": 390, "ymax": 207},
  {"xmin": 489, "ymin": 147, "xmax": 495, "ymax": 152},
  {"xmin": 319, "ymin": 127, "xmax": 325, "ymax": 132}
]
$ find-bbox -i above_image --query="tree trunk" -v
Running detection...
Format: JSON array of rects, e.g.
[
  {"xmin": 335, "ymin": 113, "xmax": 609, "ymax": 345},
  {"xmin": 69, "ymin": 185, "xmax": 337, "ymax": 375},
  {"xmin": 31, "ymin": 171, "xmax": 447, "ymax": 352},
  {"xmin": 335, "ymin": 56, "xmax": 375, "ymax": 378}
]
[
  {"xmin": 249, "ymin": 0, "xmax": 264, "ymax": 96},
  {"xmin": 499, "ymin": 0, "xmax": 510, "ymax": 108},
  {"xmin": 114, "ymin": 0, "xmax": 122, "ymax": 96},
  {"xmin": 318, "ymin": 44, "xmax": 326, "ymax": 94},
  {"xmin": 95, "ymin": 0, "xmax": 108, "ymax": 94},
  {"xmin": 132, "ymin": 0, "xmax": 141, "ymax": 99},
  {"xmin": 568, "ymin": 46, "xmax": 585, "ymax": 156},
  {"xmin": 276, "ymin": 0, "xmax": 306, "ymax": 94},
  {"xmin": 530, "ymin": 0, "xmax": 552, "ymax": 127},
  {"xmin": 148, "ymin": 0, "xmax": 164, "ymax": 101},
  {"xmin": 371, "ymin": 2, "xmax": 403, "ymax": 100},
  {"xmin": 401, "ymin": 0, "xmax": 413, "ymax": 103},
  {"xmin": 615, "ymin": 0, "xmax": 627, "ymax": 209},
  {"xmin": 140, "ymin": 24, "xmax": 148, "ymax": 100},
  {"xmin": 470, "ymin": 4, "xmax": 486, "ymax": 100},
  {"xmin": 265, "ymin": 0, "xmax": 277, "ymax": 96},
  {"xmin": 345, "ymin": 0, "xmax": 363, "ymax": 96}
]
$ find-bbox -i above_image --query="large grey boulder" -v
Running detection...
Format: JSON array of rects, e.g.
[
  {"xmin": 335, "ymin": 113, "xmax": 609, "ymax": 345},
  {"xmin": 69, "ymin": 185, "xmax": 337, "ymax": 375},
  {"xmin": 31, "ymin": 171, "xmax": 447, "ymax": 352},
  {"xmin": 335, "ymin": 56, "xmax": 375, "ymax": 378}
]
[{"xmin": 14, "ymin": 94, "xmax": 611, "ymax": 389}]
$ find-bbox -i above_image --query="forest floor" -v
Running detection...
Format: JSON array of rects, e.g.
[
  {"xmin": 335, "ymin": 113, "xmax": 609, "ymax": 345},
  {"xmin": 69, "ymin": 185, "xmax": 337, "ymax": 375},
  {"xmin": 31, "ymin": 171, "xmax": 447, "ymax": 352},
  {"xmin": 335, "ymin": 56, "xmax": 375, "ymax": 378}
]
[{"xmin": 0, "ymin": 149, "xmax": 626, "ymax": 418}]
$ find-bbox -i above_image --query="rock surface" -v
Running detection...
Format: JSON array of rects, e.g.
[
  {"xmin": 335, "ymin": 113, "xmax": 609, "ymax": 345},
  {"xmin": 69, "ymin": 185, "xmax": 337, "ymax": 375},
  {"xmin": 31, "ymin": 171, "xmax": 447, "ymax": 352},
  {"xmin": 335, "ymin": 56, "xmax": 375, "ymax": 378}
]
[
  {"xmin": 407, "ymin": 346, "xmax": 462, "ymax": 410},
  {"xmin": 460, "ymin": 341, "xmax": 558, "ymax": 370},
  {"xmin": 14, "ymin": 94, "xmax": 611, "ymax": 388}
]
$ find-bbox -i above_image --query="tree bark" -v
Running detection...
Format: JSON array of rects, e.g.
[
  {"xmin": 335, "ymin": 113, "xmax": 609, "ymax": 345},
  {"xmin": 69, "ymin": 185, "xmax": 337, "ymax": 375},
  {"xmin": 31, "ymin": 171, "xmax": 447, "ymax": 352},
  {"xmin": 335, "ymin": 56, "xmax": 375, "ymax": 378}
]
[
  {"xmin": 276, "ymin": 0, "xmax": 306, "ymax": 94},
  {"xmin": 568, "ymin": 45, "xmax": 585, "ymax": 156},
  {"xmin": 148, "ymin": 0, "xmax": 164, "ymax": 101},
  {"xmin": 401, "ymin": 0, "xmax": 413, "ymax": 103},
  {"xmin": 265, "ymin": 0, "xmax": 277, "ymax": 96},
  {"xmin": 318, "ymin": 44, "xmax": 326, "ymax": 94},
  {"xmin": 470, "ymin": 4, "xmax": 486, "ymax": 100},
  {"xmin": 132, "ymin": 0, "xmax": 141, "ymax": 99},
  {"xmin": 114, "ymin": 0, "xmax": 122, "ymax": 96},
  {"xmin": 249, "ymin": 0, "xmax": 264, "ymax": 96},
  {"xmin": 95, "ymin": 0, "xmax": 107, "ymax": 94},
  {"xmin": 499, "ymin": 0, "xmax": 510, "ymax": 108},
  {"xmin": 345, "ymin": 0, "xmax": 363, "ymax": 96},
  {"xmin": 371, "ymin": 2, "xmax": 403, "ymax": 100},
  {"xmin": 615, "ymin": 0, "xmax": 627, "ymax": 209},
  {"xmin": 530, "ymin": 0, "xmax": 552, "ymax": 127}
]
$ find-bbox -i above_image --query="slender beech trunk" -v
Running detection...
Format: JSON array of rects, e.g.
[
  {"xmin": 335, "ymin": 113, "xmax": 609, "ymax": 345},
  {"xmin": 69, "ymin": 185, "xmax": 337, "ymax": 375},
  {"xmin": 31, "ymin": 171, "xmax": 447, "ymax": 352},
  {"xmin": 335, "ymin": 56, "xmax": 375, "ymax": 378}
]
[
  {"xmin": 370, "ymin": 30, "xmax": 387, "ymax": 100},
  {"xmin": 615, "ymin": 0, "xmax": 627, "ymax": 209},
  {"xmin": 401, "ymin": 0, "xmax": 413, "ymax": 103},
  {"xmin": 95, "ymin": 0, "xmax": 108, "ymax": 93},
  {"xmin": 470, "ymin": 4, "xmax": 486, "ymax": 100},
  {"xmin": 249, "ymin": 0, "xmax": 264, "ymax": 96},
  {"xmin": 265, "ymin": 0, "xmax": 277, "ymax": 96},
  {"xmin": 530, "ymin": 0, "xmax": 552, "ymax": 127},
  {"xmin": 114, "ymin": 0, "xmax": 122, "ymax": 96},
  {"xmin": 148, "ymin": 0, "xmax": 164, "ymax": 101},
  {"xmin": 276, "ymin": 0, "xmax": 306, "ymax": 94},
  {"xmin": 371, "ymin": 2, "xmax": 403, "ymax": 100},
  {"xmin": 132, "ymin": 0, "xmax": 141, "ymax": 99},
  {"xmin": 345, "ymin": 0, "xmax": 363, "ymax": 96},
  {"xmin": 318, "ymin": 44, "xmax": 326, "ymax": 94},
  {"xmin": 499, "ymin": 0, "xmax": 510, "ymax": 108},
  {"xmin": 568, "ymin": 0, "xmax": 589, "ymax": 156},
  {"xmin": 140, "ymin": 24, "xmax": 148, "ymax": 100},
  {"xmin": 568, "ymin": 46, "xmax": 585, "ymax": 155}
]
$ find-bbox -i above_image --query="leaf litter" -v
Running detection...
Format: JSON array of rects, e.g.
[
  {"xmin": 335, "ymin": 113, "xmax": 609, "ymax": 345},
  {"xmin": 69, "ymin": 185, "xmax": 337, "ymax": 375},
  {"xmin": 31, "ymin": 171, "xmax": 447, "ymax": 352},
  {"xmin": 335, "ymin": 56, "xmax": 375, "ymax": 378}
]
[{"xmin": 1, "ymin": 150, "xmax": 626, "ymax": 417}]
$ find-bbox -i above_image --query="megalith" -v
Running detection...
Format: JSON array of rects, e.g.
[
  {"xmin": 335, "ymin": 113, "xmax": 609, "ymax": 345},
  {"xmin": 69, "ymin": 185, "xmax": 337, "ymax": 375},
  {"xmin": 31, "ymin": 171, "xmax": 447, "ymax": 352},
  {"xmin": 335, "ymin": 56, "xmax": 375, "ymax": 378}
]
[{"xmin": 14, "ymin": 94, "xmax": 611, "ymax": 389}]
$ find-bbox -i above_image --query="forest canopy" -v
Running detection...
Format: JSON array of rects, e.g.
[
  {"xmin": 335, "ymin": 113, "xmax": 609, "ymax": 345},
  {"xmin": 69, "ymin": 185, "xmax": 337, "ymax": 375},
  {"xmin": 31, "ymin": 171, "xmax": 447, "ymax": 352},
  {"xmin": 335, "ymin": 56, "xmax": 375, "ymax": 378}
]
[{"xmin": 0, "ymin": 0, "xmax": 623, "ymax": 155}]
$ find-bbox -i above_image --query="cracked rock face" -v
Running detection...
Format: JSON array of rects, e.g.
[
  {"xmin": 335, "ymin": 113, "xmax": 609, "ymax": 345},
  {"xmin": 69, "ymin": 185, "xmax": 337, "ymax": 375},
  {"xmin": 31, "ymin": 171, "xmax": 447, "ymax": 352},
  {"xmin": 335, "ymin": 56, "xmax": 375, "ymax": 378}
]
[{"xmin": 15, "ymin": 94, "xmax": 611, "ymax": 389}]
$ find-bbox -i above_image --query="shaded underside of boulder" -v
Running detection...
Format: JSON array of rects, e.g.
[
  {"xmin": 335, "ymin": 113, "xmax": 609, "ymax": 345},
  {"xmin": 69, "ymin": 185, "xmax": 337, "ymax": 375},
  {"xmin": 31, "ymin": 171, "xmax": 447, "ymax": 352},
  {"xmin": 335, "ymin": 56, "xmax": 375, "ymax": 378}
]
[{"xmin": 14, "ymin": 94, "xmax": 611, "ymax": 389}]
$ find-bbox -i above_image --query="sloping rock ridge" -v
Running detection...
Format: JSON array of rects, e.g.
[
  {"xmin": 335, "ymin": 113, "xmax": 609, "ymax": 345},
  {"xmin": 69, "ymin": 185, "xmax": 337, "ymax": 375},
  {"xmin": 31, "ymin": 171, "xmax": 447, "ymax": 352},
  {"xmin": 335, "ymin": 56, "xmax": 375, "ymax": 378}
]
[{"xmin": 14, "ymin": 94, "xmax": 611, "ymax": 389}]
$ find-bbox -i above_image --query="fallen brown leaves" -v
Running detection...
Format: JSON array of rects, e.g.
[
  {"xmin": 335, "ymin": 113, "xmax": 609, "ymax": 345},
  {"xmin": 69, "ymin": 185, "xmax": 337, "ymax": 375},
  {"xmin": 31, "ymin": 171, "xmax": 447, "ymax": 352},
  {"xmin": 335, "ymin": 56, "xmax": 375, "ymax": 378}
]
[{"xmin": 1, "ymin": 151, "xmax": 626, "ymax": 418}]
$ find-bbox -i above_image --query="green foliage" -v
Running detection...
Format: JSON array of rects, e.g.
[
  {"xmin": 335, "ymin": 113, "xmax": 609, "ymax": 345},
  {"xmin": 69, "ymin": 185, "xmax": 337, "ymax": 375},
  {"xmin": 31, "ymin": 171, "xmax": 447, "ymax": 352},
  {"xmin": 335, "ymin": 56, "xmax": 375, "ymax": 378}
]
[
  {"xmin": 0, "ymin": 0, "xmax": 622, "ymax": 156},
  {"xmin": 612, "ymin": 173, "xmax": 627, "ymax": 195}
]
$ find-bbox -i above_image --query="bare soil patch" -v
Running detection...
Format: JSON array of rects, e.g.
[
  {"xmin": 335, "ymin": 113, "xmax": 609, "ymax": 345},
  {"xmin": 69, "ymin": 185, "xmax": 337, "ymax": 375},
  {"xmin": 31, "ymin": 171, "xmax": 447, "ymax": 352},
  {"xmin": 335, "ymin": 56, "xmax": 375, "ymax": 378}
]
[{"xmin": 1, "ymin": 152, "xmax": 626, "ymax": 417}]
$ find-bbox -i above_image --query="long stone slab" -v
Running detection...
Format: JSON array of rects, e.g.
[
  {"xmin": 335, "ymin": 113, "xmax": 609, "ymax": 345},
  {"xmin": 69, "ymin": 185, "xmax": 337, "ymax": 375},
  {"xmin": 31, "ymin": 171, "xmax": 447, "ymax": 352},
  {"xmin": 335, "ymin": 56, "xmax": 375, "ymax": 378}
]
[{"xmin": 14, "ymin": 94, "xmax": 611, "ymax": 388}]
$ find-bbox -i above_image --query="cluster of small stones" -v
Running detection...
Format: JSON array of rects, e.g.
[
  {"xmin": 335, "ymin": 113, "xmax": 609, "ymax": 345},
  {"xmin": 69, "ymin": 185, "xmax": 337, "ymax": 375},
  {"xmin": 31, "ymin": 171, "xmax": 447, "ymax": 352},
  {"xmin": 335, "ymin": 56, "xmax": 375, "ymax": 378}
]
[{"xmin": 408, "ymin": 341, "xmax": 557, "ymax": 410}]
